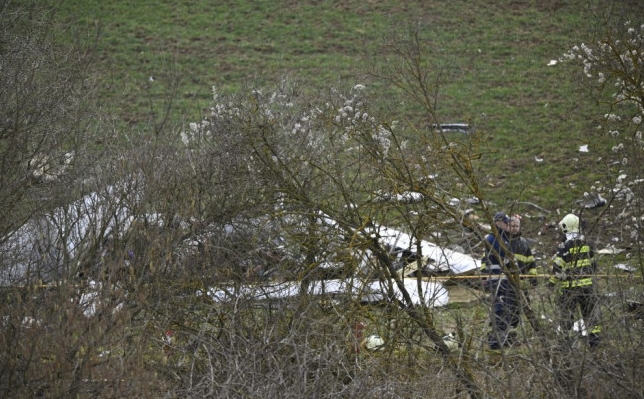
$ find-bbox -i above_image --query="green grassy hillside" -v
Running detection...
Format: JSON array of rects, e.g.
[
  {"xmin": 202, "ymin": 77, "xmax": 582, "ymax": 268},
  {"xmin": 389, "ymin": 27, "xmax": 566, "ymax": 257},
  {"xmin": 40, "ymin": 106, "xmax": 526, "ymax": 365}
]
[{"xmin": 56, "ymin": 0, "xmax": 620, "ymax": 220}]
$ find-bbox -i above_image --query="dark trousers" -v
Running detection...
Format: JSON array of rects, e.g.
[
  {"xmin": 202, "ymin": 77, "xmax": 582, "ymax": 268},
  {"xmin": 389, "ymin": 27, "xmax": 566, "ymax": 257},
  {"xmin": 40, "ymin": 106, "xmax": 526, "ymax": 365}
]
[
  {"xmin": 509, "ymin": 289, "xmax": 530, "ymax": 328},
  {"xmin": 557, "ymin": 285, "xmax": 601, "ymax": 340},
  {"xmin": 488, "ymin": 280, "xmax": 517, "ymax": 349}
]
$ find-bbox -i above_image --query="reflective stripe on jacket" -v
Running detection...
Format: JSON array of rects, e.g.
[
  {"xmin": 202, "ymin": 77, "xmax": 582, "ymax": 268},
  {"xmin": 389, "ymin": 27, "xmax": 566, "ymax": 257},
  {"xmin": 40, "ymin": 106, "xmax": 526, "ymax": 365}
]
[
  {"xmin": 510, "ymin": 233, "xmax": 537, "ymax": 276},
  {"xmin": 550, "ymin": 238, "xmax": 597, "ymax": 288}
]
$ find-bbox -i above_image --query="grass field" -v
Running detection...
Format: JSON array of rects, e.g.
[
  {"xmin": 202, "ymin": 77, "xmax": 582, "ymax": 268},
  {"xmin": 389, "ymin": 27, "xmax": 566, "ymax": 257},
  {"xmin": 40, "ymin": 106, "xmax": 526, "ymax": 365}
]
[
  {"xmin": 6, "ymin": 4, "xmax": 644, "ymax": 396},
  {"xmin": 55, "ymin": 0, "xmax": 625, "ymax": 223}
]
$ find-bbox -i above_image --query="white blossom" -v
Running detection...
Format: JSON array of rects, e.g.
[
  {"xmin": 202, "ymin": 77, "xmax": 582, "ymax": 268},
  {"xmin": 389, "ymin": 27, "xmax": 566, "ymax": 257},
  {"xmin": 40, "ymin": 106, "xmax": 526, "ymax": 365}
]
[
  {"xmin": 180, "ymin": 132, "xmax": 190, "ymax": 146},
  {"xmin": 374, "ymin": 126, "xmax": 391, "ymax": 156},
  {"xmin": 581, "ymin": 43, "xmax": 593, "ymax": 57}
]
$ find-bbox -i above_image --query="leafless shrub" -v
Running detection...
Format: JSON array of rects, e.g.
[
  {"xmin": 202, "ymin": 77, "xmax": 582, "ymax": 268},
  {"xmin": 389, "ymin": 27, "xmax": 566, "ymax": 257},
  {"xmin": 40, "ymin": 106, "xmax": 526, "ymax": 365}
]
[{"xmin": 5, "ymin": 5, "xmax": 644, "ymax": 398}]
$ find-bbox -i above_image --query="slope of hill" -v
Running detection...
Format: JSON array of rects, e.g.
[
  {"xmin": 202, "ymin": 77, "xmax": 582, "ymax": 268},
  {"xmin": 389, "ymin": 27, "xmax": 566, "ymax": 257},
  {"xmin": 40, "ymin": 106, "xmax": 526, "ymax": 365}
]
[{"xmin": 55, "ymin": 0, "xmax": 639, "ymax": 260}]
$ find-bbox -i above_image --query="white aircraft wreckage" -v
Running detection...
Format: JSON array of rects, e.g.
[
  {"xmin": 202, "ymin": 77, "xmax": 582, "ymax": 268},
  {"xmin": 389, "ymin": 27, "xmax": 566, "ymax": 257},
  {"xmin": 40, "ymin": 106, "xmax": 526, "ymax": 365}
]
[
  {"xmin": 199, "ymin": 222, "xmax": 480, "ymax": 307},
  {"xmin": 1, "ymin": 182, "xmax": 481, "ymax": 312},
  {"xmin": 0, "ymin": 180, "xmax": 143, "ymax": 286},
  {"xmin": 313, "ymin": 213, "xmax": 480, "ymax": 276},
  {"xmin": 370, "ymin": 225, "xmax": 480, "ymax": 277},
  {"xmin": 201, "ymin": 278, "xmax": 450, "ymax": 308}
]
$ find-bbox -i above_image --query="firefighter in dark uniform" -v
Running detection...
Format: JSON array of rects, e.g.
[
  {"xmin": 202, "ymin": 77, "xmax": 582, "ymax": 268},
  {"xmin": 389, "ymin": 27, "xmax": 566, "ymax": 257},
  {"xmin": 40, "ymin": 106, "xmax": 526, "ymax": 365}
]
[
  {"xmin": 508, "ymin": 215, "xmax": 538, "ymax": 329},
  {"xmin": 549, "ymin": 213, "xmax": 601, "ymax": 348}
]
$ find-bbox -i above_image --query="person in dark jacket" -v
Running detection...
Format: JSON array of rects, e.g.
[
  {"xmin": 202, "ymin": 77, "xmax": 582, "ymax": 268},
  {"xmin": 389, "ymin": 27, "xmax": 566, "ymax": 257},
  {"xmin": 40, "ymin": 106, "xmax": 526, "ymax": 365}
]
[
  {"xmin": 508, "ymin": 215, "xmax": 538, "ymax": 329},
  {"xmin": 480, "ymin": 211, "xmax": 513, "ymax": 349},
  {"xmin": 549, "ymin": 213, "xmax": 601, "ymax": 348}
]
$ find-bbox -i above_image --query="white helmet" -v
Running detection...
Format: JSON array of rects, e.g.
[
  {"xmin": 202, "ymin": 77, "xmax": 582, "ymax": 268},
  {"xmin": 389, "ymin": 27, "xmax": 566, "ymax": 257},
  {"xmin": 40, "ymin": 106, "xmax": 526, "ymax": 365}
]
[{"xmin": 559, "ymin": 214, "xmax": 580, "ymax": 234}]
